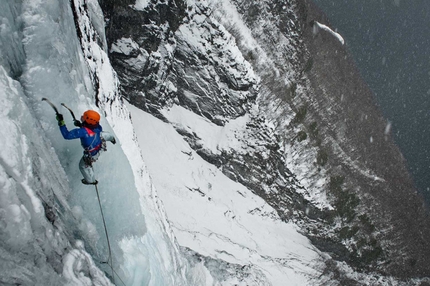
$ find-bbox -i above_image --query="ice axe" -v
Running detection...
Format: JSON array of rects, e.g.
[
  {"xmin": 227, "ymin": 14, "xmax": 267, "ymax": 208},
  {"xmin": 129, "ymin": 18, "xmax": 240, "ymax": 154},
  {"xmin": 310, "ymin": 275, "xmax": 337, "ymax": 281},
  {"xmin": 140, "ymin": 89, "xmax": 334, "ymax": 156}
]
[
  {"xmin": 41, "ymin": 97, "xmax": 60, "ymax": 115},
  {"xmin": 61, "ymin": 103, "xmax": 82, "ymax": 127}
]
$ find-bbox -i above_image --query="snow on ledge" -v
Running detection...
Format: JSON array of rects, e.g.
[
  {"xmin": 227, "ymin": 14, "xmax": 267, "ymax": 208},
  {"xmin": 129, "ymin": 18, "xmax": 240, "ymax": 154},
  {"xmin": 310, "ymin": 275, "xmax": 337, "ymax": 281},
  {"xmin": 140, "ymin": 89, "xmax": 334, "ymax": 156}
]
[
  {"xmin": 110, "ymin": 37, "xmax": 139, "ymax": 55},
  {"xmin": 131, "ymin": 0, "xmax": 150, "ymax": 11},
  {"xmin": 313, "ymin": 21, "xmax": 345, "ymax": 45},
  {"xmin": 63, "ymin": 240, "xmax": 113, "ymax": 286}
]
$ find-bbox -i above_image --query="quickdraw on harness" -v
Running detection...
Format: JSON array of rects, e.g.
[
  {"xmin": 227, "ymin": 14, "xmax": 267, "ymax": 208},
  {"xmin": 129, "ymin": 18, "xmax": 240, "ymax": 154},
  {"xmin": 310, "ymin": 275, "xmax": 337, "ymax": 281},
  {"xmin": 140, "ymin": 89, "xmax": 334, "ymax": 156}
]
[{"xmin": 82, "ymin": 127, "xmax": 106, "ymax": 166}]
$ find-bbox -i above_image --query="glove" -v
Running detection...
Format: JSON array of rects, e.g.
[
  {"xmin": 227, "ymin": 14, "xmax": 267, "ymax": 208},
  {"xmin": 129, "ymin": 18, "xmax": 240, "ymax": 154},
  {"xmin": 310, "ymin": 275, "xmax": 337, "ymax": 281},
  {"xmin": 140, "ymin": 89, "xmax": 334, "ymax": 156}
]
[
  {"xmin": 56, "ymin": 114, "xmax": 65, "ymax": 126},
  {"xmin": 74, "ymin": 120, "xmax": 82, "ymax": 127},
  {"xmin": 111, "ymin": 138, "xmax": 116, "ymax": 145}
]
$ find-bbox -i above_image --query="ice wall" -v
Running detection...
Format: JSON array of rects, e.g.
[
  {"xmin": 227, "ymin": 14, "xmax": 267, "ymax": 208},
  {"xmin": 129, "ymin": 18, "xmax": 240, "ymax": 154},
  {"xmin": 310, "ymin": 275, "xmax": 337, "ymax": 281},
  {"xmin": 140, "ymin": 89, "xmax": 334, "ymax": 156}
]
[
  {"xmin": 0, "ymin": 0, "xmax": 193, "ymax": 285},
  {"xmin": 0, "ymin": 1, "xmax": 108, "ymax": 284}
]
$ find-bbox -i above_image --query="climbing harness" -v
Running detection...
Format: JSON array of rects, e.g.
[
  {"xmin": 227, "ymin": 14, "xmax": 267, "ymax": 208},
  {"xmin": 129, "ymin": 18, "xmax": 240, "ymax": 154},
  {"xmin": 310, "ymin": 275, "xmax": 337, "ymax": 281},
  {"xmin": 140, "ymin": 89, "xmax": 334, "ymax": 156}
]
[
  {"xmin": 83, "ymin": 127, "xmax": 102, "ymax": 153},
  {"xmin": 82, "ymin": 127, "xmax": 100, "ymax": 168},
  {"xmin": 82, "ymin": 127, "xmax": 104, "ymax": 168}
]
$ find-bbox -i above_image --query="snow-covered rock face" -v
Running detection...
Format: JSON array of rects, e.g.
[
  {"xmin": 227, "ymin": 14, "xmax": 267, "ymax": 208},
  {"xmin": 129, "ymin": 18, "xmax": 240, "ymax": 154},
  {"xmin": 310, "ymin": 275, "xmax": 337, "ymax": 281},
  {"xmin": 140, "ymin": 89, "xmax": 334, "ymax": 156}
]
[
  {"xmin": 103, "ymin": 0, "xmax": 430, "ymax": 282},
  {"xmin": 107, "ymin": 0, "xmax": 258, "ymax": 125}
]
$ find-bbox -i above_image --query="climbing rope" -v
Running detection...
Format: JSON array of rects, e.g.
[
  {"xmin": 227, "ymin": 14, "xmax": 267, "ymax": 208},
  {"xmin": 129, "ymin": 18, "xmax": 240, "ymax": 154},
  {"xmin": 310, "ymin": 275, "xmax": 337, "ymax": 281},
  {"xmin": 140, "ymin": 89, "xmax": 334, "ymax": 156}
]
[
  {"xmin": 94, "ymin": 184, "xmax": 115, "ymax": 284},
  {"xmin": 94, "ymin": 183, "xmax": 128, "ymax": 286}
]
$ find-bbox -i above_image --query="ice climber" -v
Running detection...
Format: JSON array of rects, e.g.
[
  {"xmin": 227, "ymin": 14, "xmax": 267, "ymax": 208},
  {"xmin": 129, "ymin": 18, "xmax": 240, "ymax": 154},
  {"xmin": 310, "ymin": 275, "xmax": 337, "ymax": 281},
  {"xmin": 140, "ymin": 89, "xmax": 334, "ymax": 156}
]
[{"xmin": 56, "ymin": 110, "xmax": 116, "ymax": 185}]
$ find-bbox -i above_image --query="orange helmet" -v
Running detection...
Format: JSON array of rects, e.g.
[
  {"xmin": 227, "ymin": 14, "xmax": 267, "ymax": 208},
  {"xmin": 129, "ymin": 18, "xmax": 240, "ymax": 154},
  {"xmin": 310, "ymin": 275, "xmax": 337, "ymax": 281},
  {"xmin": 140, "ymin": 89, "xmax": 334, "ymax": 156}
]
[{"xmin": 81, "ymin": 110, "xmax": 100, "ymax": 125}]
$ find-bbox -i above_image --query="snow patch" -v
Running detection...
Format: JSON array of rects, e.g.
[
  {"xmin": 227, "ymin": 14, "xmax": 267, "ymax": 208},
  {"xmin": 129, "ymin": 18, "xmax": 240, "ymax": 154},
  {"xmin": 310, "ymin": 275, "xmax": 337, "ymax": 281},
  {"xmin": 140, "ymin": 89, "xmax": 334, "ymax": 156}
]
[
  {"xmin": 62, "ymin": 241, "xmax": 113, "ymax": 286},
  {"xmin": 131, "ymin": 0, "xmax": 151, "ymax": 11},
  {"xmin": 385, "ymin": 121, "xmax": 392, "ymax": 135},
  {"xmin": 129, "ymin": 103, "xmax": 324, "ymax": 285},
  {"xmin": 313, "ymin": 21, "xmax": 345, "ymax": 45},
  {"xmin": 110, "ymin": 37, "xmax": 140, "ymax": 56},
  {"xmin": 162, "ymin": 104, "xmax": 249, "ymax": 155}
]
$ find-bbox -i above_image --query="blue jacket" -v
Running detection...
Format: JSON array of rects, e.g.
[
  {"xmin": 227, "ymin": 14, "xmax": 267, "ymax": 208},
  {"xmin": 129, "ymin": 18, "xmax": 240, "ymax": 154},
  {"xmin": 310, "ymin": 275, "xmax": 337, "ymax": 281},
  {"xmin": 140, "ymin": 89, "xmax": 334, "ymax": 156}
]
[{"xmin": 60, "ymin": 124, "xmax": 103, "ymax": 156}]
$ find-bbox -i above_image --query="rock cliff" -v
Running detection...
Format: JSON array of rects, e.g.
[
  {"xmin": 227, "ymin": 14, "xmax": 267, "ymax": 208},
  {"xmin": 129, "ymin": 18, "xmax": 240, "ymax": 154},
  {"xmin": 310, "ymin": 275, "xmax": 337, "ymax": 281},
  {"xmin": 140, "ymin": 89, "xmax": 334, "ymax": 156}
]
[{"xmin": 97, "ymin": 0, "xmax": 430, "ymax": 280}]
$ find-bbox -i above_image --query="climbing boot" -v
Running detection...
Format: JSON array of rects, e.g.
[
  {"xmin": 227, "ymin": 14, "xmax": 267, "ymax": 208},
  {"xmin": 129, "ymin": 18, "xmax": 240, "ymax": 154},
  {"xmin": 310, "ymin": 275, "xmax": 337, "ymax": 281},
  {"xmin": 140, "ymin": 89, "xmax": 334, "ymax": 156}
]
[{"xmin": 81, "ymin": 179, "xmax": 98, "ymax": 185}]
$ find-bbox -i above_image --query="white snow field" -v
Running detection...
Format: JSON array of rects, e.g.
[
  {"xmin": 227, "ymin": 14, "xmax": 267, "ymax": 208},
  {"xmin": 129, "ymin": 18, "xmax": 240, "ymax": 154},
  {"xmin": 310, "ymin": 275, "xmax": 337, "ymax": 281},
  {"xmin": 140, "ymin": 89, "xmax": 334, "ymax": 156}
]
[{"xmin": 129, "ymin": 103, "xmax": 325, "ymax": 285}]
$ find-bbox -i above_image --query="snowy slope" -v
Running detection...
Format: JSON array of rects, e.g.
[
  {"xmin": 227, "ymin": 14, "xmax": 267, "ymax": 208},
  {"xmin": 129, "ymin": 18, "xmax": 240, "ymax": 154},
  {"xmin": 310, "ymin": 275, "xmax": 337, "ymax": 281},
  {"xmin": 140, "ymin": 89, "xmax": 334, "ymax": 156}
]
[
  {"xmin": 128, "ymin": 103, "xmax": 325, "ymax": 285},
  {"xmin": 103, "ymin": 0, "xmax": 430, "ymax": 282}
]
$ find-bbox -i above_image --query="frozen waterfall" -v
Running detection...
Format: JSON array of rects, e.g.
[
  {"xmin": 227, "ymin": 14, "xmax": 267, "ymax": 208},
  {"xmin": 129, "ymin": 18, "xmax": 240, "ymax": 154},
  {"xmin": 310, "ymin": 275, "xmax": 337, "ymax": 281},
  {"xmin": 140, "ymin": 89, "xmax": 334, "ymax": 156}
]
[{"xmin": 0, "ymin": 0, "xmax": 190, "ymax": 285}]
